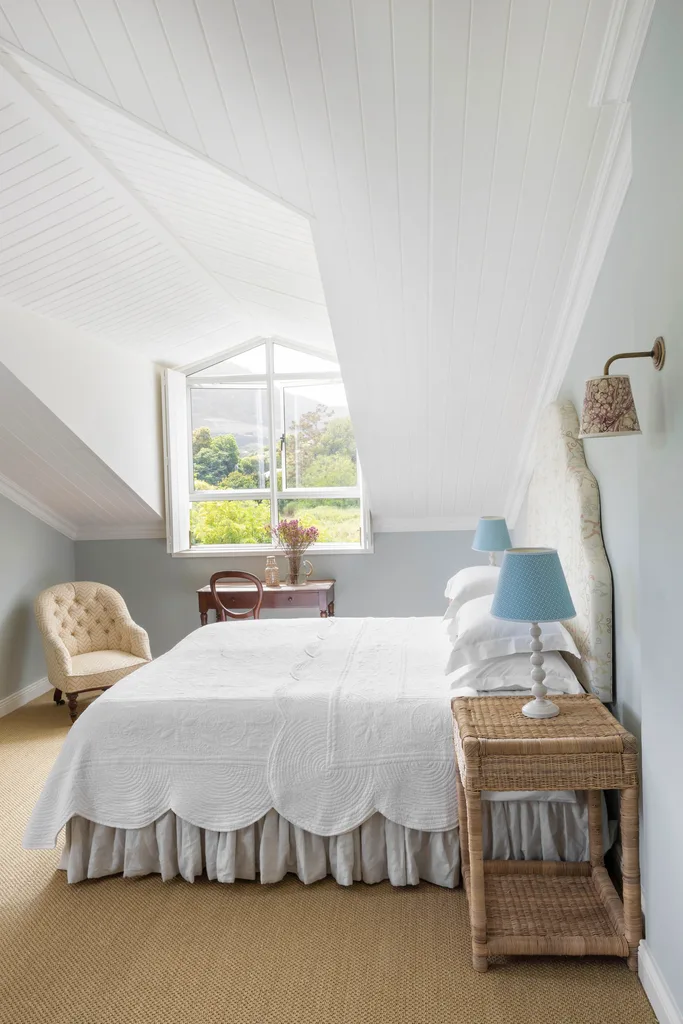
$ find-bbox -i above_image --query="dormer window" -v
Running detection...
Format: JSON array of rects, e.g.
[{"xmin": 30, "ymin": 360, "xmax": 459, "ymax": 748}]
[{"xmin": 163, "ymin": 338, "xmax": 371, "ymax": 554}]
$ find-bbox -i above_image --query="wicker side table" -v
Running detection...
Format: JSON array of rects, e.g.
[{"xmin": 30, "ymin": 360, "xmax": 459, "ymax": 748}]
[{"xmin": 452, "ymin": 693, "xmax": 641, "ymax": 973}]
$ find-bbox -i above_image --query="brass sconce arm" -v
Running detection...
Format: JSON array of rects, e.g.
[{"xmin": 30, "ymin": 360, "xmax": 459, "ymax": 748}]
[{"xmin": 603, "ymin": 336, "xmax": 666, "ymax": 375}]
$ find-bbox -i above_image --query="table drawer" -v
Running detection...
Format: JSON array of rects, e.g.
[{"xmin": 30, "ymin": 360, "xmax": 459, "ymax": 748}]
[{"xmin": 216, "ymin": 590, "xmax": 321, "ymax": 609}]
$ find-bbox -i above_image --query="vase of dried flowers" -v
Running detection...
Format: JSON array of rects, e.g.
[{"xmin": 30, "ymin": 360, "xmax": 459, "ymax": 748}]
[
  {"xmin": 271, "ymin": 519, "xmax": 318, "ymax": 585},
  {"xmin": 286, "ymin": 557, "xmax": 313, "ymax": 586}
]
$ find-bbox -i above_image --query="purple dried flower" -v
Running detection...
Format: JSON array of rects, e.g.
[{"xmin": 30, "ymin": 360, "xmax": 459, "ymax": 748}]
[{"xmin": 271, "ymin": 517, "xmax": 319, "ymax": 555}]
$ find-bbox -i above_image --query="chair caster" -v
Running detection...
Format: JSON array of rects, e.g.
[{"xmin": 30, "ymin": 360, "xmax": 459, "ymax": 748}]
[{"xmin": 56, "ymin": 699, "xmax": 65, "ymax": 706}]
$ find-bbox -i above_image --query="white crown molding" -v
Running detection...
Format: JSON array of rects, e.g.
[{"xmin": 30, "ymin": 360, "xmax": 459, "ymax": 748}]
[
  {"xmin": 591, "ymin": 0, "xmax": 656, "ymax": 106},
  {"xmin": 0, "ymin": 473, "xmax": 166, "ymax": 541},
  {"xmin": 0, "ymin": 51, "xmax": 256, "ymax": 327},
  {"xmin": 374, "ymin": 517, "xmax": 478, "ymax": 533},
  {"xmin": 75, "ymin": 523, "xmax": 166, "ymax": 542},
  {"xmin": 639, "ymin": 942, "xmax": 683, "ymax": 1024},
  {"xmin": 0, "ymin": 677, "xmax": 51, "ymax": 719},
  {"xmin": 0, "ymin": 36, "xmax": 312, "ymax": 221},
  {"xmin": 505, "ymin": 103, "xmax": 633, "ymax": 526},
  {"xmin": 0, "ymin": 472, "xmax": 78, "ymax": 540}
]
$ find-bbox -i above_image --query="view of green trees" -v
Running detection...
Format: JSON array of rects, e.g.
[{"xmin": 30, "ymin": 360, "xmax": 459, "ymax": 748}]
[{"xmin": 190, "ymin": 404, "xmax": 361, "ymax": 545}]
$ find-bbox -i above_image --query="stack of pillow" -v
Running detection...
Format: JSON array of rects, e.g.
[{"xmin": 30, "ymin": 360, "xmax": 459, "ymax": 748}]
[{"xmin": 443, "ymin": 566, "xmax": 583, "ymax": 696}]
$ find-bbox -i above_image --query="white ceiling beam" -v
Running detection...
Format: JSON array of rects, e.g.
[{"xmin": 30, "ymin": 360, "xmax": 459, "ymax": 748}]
[
  {"xmin": 590, "ymin": 0, "xmax": 656, "ymax": 106},
  {"xmin": 0, "ymin": 51, "xmax": 258, "ymax": 328},
  {"xmin": 0, "ymin": 37, "xmax": 313, "ymax": 220}
]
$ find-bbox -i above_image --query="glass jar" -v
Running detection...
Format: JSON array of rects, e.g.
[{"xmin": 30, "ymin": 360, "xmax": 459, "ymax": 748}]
[{"xmin": 264, "ymin": 555, "xmax": 280, "ymax": 587}]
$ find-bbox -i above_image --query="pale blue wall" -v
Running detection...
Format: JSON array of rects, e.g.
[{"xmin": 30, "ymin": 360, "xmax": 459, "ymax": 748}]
[
  {"xmin": 0, "ymin": 493, "xmax": 75, "ymax": 700},
  {"xmin": 560, "ymin": 0, "xmax": 683, "ymax": 1006},
  {"xmin": 75, "ymin": 532, "xmax": 481, "ymax": 657}
]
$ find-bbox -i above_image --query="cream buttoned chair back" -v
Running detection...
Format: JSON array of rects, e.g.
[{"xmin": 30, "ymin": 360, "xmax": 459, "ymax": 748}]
[{"xmin": 34, "ymin": 582, "xmax": 152, "ymax": 721}]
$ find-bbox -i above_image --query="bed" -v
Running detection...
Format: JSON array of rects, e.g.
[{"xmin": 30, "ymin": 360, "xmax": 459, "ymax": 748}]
[{"xmin": 24, "ymin": 399, "xmax": 613, "ymax": 887}]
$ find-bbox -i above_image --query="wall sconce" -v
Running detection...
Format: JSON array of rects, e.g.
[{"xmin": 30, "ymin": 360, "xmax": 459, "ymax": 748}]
[{"xmin": 579, "ymin": 337, "xmax": 666, "ymax": 438}]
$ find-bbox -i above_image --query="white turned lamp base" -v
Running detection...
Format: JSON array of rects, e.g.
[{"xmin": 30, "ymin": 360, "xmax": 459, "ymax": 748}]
[
  {"xmin": 522, "ymin": 622, "xmax": 560, "ymax": 719},
  {"xmin": 522, "ymin": 696, "xmax": 560, "ymax": 719},
  {"xmin": 488, "ymin": 551, "xmax": 497, "ymax": 566}
]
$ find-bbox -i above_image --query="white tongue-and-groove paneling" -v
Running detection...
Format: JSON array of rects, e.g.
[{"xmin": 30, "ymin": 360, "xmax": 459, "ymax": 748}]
[
  {"xmin": 0, "ymin": 0, "xmax": 653, "ymax": 527},
  {"xmin": 0, "ymin": 53, "xmax": 331, "ymax": 359},
  {"xmin": 0, "ymin": 70, "xmax": 244, "ymax": 359},
  {"xmin": 6, "ymin": 61, "xmax": 332, "ymax": 349},
  {"xmin": 0, "ymin": 361, "xmax": 163, "ymax": 539},
  {"xmin": 0, "ymin": 0, "xmax": 312, "ymax": 211},
  {"xmin": 449, "ymin": 0, "xmax": 608, "ymax": 517}
]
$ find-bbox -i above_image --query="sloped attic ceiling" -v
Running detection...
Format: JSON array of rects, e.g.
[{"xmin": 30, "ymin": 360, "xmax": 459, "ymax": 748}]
[
  {"xmin": 0, "ymin": 0, "xmax": 653, "ymax": 531},
  {"xmin": 0, "ymin": 361, "xmax": 162, "ymax": 540},
  {"xmin": 0, "ymin": 55, "xmax": 330, "ymax": 366}
]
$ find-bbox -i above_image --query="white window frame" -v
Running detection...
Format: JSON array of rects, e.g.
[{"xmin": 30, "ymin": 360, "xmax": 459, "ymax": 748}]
[{"xmin": 163, "ymin": 337, "xmax": 373, "ymax": 556}]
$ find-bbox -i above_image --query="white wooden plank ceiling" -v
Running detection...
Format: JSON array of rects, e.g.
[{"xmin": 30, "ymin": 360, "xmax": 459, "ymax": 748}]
[
  {"xmin": 0, "ymin": 362, "xmax": 163, "ymax": 539},
  {"xmin": 0, "ymin": 0, "xmax": 652, "ymax": 528},
  {"xmin": 0, "ymin": 54, "xmax": 327, "ymax": 364},
  {"xmin": 9, "ymin": 58, "xmax": 333, "ymax": 351},
  {"xmin": 0, "ymin": 68, "xmax": 243, "ymax": 361}
]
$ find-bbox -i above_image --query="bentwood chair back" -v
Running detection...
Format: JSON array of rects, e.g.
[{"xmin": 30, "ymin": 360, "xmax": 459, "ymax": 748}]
[{"xmin": 209, "ymin": 571, "xmax": 264, "ymax": 621}]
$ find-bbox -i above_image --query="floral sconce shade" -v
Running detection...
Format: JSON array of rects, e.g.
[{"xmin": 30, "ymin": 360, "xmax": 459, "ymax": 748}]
[
  {"xmin": 579, "ymin": 375, "xmax": 641, "ymax": 438},
  {"xmin": 579, "ymin": 336, "xmax": 665, "ymax": 439}
]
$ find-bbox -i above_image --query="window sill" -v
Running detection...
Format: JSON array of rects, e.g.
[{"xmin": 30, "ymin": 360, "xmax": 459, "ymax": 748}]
[{"xmin": 171, "ymin": 541, "xmax": 374, "ymax": 557}]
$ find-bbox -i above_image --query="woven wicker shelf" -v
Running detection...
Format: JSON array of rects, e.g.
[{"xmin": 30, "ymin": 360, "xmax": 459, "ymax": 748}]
[
  {"xmin": 462, "ymin": 863, "xmax": 629, "ymax": 958},
  {"xmin": 452, "ymin": 693, "xmax": 641, "ymax": 973}
]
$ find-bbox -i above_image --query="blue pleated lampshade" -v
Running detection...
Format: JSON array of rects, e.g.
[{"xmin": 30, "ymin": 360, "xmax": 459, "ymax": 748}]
[
  {"xmin": 472, "ymin": 516, "xmax": 512, "ymax": 553},
  {"xmin": 491, "ymin": 548, "xmax": 576, "ymax": 623}
]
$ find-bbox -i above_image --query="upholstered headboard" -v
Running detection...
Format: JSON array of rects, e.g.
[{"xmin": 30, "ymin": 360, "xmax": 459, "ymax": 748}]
[{"xmin": 523, "ymin": 400, "xmax": 613, "ymax": 702}]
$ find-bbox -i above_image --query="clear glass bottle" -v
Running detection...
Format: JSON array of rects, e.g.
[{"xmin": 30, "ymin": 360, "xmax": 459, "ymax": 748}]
[{"xmin": 264, "ymin": 555, "xmax": 280, "ymax": 587}]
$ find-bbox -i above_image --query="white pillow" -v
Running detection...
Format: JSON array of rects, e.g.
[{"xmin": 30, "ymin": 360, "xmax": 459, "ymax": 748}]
[
  {"xmin": 444, "ymin": 565, "xmax": 500, "ymax": 613},
  {"xmin": 447, "ymin": 651, "xmax": 581, "ymax": 693},
  {"xmin": 445, "ymin": 594, "xmax": 581, "ymax": 670}
]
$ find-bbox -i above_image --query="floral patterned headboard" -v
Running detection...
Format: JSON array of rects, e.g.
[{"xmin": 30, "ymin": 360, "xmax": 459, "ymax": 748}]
[{"xmin": 523, "ymin": 400, "xmax": 613, "ymax": 702}]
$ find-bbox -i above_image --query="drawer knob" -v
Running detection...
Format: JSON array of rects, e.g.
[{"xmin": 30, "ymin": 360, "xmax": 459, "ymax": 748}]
[{"xmin": 287, "ymin": 596, "xmax": 293, "ymax": 603}]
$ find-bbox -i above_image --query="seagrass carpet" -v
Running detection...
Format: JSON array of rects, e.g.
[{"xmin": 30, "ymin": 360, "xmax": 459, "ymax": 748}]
[{"xmin": 0, "ymin": 693, "xmax": 656, "ymax": 1024}]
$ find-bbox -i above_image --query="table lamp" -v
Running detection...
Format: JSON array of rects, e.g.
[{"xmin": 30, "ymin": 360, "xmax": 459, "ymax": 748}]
[
  {"xmin": 472, "ymin": 516, "xmax": 512, "ymax": 566},
  {"xmin": 491, "ymin": 548, "xmax": 576, "ymax": 718}
]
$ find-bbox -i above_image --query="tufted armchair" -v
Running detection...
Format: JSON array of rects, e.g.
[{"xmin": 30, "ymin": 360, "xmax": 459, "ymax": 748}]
[{"xmin": 34, "ymin": 582, "xmax": 152, "ymax": 722}]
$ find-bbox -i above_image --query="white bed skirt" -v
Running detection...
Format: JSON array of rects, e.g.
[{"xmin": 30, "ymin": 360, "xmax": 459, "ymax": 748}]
[{"xmin": 59, "ymin": 797, "xmax": 605, "ymax": 887}]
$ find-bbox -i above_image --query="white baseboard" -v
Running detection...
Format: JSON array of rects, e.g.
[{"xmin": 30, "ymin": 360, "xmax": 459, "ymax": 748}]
[
  {"xmin": 0, "ymin": 677, "xmax": 51, "ymax": 718},
  {"xmin": 639, "ymin": 941, "xmax": 683, "ymax": 1024}
]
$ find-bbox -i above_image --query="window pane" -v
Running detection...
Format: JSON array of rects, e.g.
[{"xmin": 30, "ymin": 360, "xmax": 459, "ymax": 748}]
[
  {"xmin": 274, "ymin": 343, "xmax": 339, "ymax": 374},
  {"xmin": 278, "ymin": 499, "xmax": 361, "ymax": 544},
  {"xmin": 190, "ymin": 500, "xmax": 272, "ymax": 545},
  {"xmin": 190, "ymin": 344, "xmax": 266, "ymax": 378},
  {"xmin": 282, "ymin": 383, "xmax": 357, "ymax": 488},
  {"xmin": 191, "ymin": 386, "xmax": 270, "ymax": 490}
]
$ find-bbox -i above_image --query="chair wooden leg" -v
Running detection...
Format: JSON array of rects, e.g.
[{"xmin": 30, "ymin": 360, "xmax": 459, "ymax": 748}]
[
  {"xmin": 53, "ymin": 688, "xmax": 65, "ymax": 706},
  {"xmin": 67, "ymin": 693, "xmax": 78, "ymax": 723}
]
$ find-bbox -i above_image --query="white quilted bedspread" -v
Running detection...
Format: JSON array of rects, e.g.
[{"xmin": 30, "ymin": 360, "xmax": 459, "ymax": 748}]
[{"xmin": 25, "ymin": 617, "xmax": 465, "ymax": 847}]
